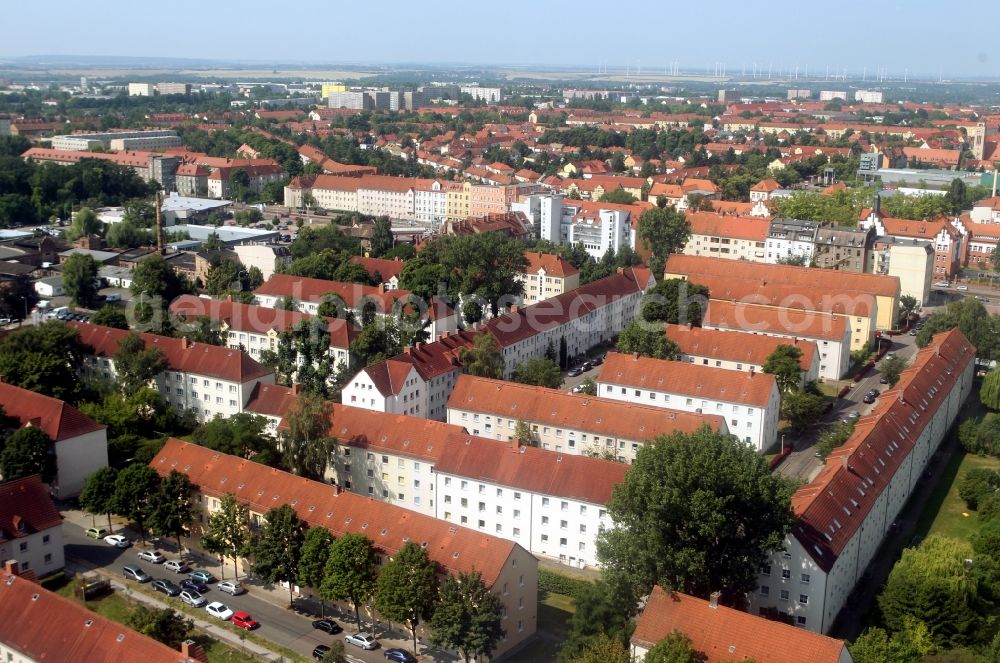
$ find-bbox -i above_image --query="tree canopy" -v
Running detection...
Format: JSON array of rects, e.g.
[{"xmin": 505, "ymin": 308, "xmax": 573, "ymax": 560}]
[
  {"xmin": 616, "ymin": 320, "xmax": 680, "ymax": 360},
  {"xmin": 0, "ymin": 322, "xmax": 85, "ymax": 401},
  {"xmin": 512, "ymin": 357, "xmax": 563, "ymax": 388},
  {"xmin": 374, "ymin": 541, "xmax": 438, "ymax": 654},
  {"xmin": 113, "ymin": 332, "xmax": 167, "ymax": 396},
  {"xmin": 0, "ymin": 426, "xmax": 56, "ymax": 484},
  {"xmin": 459, "ymin": 332, "xmax": 504, "ymax": 379},
  {"xmin": 916, "ymin": 299, "xmax": 999, "ymax": 361},
  {"xmin": 322, "ymin": 532, "xmax": 379, "ymax": 630},
  {"xmin": 762, "ymin": 345, "xmax": 803, "ymax": 393},
  {"xmin": 252, "ymin": 504, "xmax": 305, "ymax": 607},
  {"xmin": 62, "ymin": 253, "xmax": 100, "ymax": 308},
  {"xmin": 641, "ymin": 279, "xmax": 709, "ymax": 326},
  {"xmin": 430, "ymin": 570, "xmax": 505, "ymax": 663}
]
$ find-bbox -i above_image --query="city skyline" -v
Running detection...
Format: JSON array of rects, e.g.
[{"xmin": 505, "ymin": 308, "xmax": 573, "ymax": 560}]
[{"xmin": 2, "ymin": 0, "xmax": 997, "ymax": 80}]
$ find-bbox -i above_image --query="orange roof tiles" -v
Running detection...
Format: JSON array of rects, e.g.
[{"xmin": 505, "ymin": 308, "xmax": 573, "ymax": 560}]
[
  {"xmin": 598, "ymin": 351, "xmax": 778, "ymax": 406},
  {"xmin": 750, "ymin": 178, "xmax": 782, "ymax": 192},
  {"xmin": 702, "ymin": 300, "xmax": 848, "ymax": 342},
  {"xmin": 665, "ymin": 324, "xmax": 816, "ymax": 371},
  {"xmin": 0, "ymin": 381, "xmax": 105, "ymax": 442},
  {"xmin": 791, "ymin": 329, "xmax": 975, "ymax": 571},
  {"xmin": 151, "ymin": 439, "xmax": 520, "ymax": 586},
  {"xmin": 448, "ymin": 375, "xmax": 726, "ymax": 440},
  {"xmin": 243, "ymin": 382, "xmax": 298, "ymax": 419},
  {"xmin": 685, "ymin": 212, "xmax": 770, "ymax": 242},
  {"xmin": 632, "ymin": 586, "xmax": 849, "ymax": 663},
  {"xmin": 349, "ymin": 256, "xmax": 406, "ymax": 281},
  {"xmin": 434, "ymin": 432, "xmax": 627, "ymax": 505},
  {"xmin": 0, "ymin": 568, "xmax": 191, "ymax": 663},
  {"xmin": 0, "ymin": 476, "xmax": 62, "ymax": 542},
  {"xmin": 523, "ymin": 251, "xmax": 579, "ymax": 277},
  {"xmin": 253, "ymin": 274, "xmax": 412, "ymax": 311}
]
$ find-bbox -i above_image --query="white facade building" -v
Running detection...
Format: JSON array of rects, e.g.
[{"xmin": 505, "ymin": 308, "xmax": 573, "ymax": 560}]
[
  {"xmin": 765, "ymin": 218, "xmax": 819, "ymax": 264},
  {"xmin": 0, "ymin": 476, "xmax": 65, "ymax": 578}
]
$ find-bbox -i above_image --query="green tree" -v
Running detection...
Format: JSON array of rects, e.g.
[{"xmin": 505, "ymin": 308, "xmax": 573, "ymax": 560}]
[
  {"xmin": 577, "ymin": 377, "xmax": 598, "ymax": 396},
  {"xmin": 252, "ymin": 504, "xmax": 306, "ymax": 607},
  {"xmin": 641, "ymin": 279, "xmax": 709, "ymax": 325},
  {"xmin": 815, "ymin": 420, "xmax": 856, "ymax": 461},
  {"xmin": 637, "ymin": 207, "xmax": 691, "ymax": 274},
  {"xmin": 191, "ymin": 413, "xmax": 277, "ymax": 462},
  {"xmin": 642, "ymin": 632, "xmax": 702, "ymax": 663},
  {"xmin": 260, "ymin": 318, "xmax": 337, "ymax": 398},
  {"xmin": 433, "ymin": 234, "xmax": 528, "ymax": 316},
  {"xmin": 430, "ymin": 570, "xmax": 505, "ymax": 663},
  {"xmin": 399, "ymin": 258, "xmax": 446, "ymax": 301},
  {"xmin": 298, "ymin": 526, "xmax": 335, "ymax": 616},
  {"xmin": 0, "ymin": 322, "xmax": 85, "ymax": 400},
  {"xmin": 113, "ymin": 332, "xmax": 167, "ymax": 396},
  {"xmin": 112, "ymin": 464, "xmax": 161, "ymax": 543},
  {"xmin": 322, "ymin": 533, "xmax": 379, "ymax": 630},
  {"xmin": 79, "ymin": 466, "xmax": 119, "ymax": 530},
  {"xmin": 149, "ymin": 470, "xmax": 194, "ymax": 556},
  {"xmin": 849, "ymin": 619, "xmax": 936, "ymax": 663},
  {"xmin": 781, "ymin": 390, "xmax": 827, "ymax": 434},
  {"xmin": 62, "ymin": 253, "xmax": 100, "ymax": 307},
  {"xmin": 957, "ymin": 469, "xmax": 1000, "ymax": 510},
  {"xmin": 131, "ymin": 254, "xmax": 190, "ymax": 326},
  {"xmin": 559, "ymin": 577, "xmax": 636, "ymax": 663},
  {"xmin": 980, "ymin": 369, "xmax": 1000, "ymax": 411},
  {"xmin": 599, "ymin": 188, "xmax": 637, "ymax": 205},
  {"xmin": 348, "ymin": 318, "xmax": 403, "ymax": 368},
  {"xmin": 616, "ymin": 320, "xmax": 680, "ymax": 360},
  {"xmin": 512, "ymin": 357, "xmax": 563, "ymax": 388},
  {"xmin": 90, "ymin": 305, "xmax": 129, "ymax": 329},
  {"xmin": 370, "ymin": 217, "xmax": 393, "ymax": 257},
  {"xmin": 202, "ymin": 493, "xmax": 251, "ymax": 581},
  {"xmin": 374, "ymin": 541, "xmax": 438, "ymax": 654},
  {"xmin": 126, "ymin": 605, "xmax": 193, "ymax": 649},
  {"xmin": 916, "ymin": 299, "xmax": 999, "ymax": 362},
  {"xmin": 64, "ymin": 207, "xmax": 103, "ymax": 242},
  {"xmin": 0, "ymin": 274, "xmax": 38, "ymax": 322},
  {"xmin": 880, "ymin": 355, "xmax": 908, "ymax": 388},
  {"xmin": 459, "ymin": 332, "xmax": 504, "ymax": 379},
  {"xmin": 317, "ymin": 641, "xmax": 348, "ymax": 663},
  {"xmin": 514, "ymin": 420, "xmax": 533, "ymax": 445},
  {"xmin": 877, "ymin": 535, "xmax": 985, "ymax": 647},
  {"xmin": 899, "ymin": 294, "xmax": 920, "ymax": 322},
  {"xmin": 569, "ymin": 632, "xmax": 631, "ymax": 663},
  {"xmin": 762, "ymin": 345, "xmax": 803, "ymax": 393},
  {"xmin": 597, "ymin": 428, "xmax": 794, "ymax": 605},
  {"xmin": 281, "ymin": 393, "xmax": 334, "ymax": 480},
  {"xmin": 0, "ymin": 426, "xmax": 56, "ymax": 484}
]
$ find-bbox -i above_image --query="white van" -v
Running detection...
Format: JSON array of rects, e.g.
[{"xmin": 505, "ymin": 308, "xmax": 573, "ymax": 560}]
[{"xmin": 104, "ymin": 293, "xmax": 122, "ymax": 303}]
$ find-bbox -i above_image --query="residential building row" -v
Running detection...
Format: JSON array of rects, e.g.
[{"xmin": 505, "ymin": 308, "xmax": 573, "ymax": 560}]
[
  {"xmin": 750, "ymin": 328, "xmax": 976, "ymax": 633},
  {"xmin": 0, "ymin": 476, "xmax": 65, "ymax": 579},
  {"xmin": 151, "ymin": 438, "xmax": 538, "ymax": 659},
  {"xmin": 518, "ymin": 251, "xmax": 580, "ymax": 307}
]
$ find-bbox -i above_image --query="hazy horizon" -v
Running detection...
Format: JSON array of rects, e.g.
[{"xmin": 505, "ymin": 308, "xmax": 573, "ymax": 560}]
[{"xmin": 3, "ymin": 0, "xmax": 997, "ymax": 80}]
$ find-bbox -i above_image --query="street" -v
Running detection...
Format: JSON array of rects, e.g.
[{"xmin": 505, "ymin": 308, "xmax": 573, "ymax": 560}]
[{"xmin": 61, "ymin": 515, "xmax": 441, "ymax": 663}]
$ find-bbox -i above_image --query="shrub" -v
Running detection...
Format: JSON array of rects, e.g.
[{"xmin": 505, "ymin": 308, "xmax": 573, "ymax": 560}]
[
  {"xmin": 957, "ymin": 469, "xmax": 1000, "ymax": 510},
  {"xmin": 538, "ymin": 569, "xmax": 592, "ymax": 599}
]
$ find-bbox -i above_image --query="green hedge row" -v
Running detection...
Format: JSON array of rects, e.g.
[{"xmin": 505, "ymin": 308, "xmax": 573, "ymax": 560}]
[{"xmin": 538, "ymin": 569, "xmax": 592, "ymax": 599}]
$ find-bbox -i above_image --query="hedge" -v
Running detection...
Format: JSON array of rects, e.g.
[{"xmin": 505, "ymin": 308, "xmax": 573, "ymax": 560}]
[{"xmin": 538, "ymin": 568, "xmax": 592, "ymax": 599}]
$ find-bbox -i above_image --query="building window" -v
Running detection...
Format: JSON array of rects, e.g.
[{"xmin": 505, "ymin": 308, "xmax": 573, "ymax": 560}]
[
  {"xmin": 781, "ymin": 569, "xmax": 791, "ymax": 579},
  {"xmin": 801, "ymin": 573, "xmax": 810, "ymax": 584},
  {"xmin": 780, "ymin": 590, "xmax": 789, "ymax": 601},
  {"xmin": 796, "ymin": 616, "xmax": 807, "ymax": 626},
  {"xmin": 760, "ymin": 564, "xmax": 771, "ymax": 576},
  {"xmin": 799, "ymin": 594, "xmax": 809, "ymax": 605},
  {"xmin": 759, "ymin": 586, "xmax": 769, "ymax": 596}
]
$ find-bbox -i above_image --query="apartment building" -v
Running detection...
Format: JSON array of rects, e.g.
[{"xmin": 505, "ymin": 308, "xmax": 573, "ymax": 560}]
[
  {"xmin": 664, "ymin": 255, "xmax": 900, "ymax": 349},
  {"xmin": 812, "ymin": 226, "xmax": 874, "ymax": 272},
  {"xmin": 665, "ymin": 324, "xmax": 819, "ymax": 387},
  {"xmin": 447, "ymin": 375, "xmax": 728, "ymax": 463},
  {"xmin": 861, "ymin": 201, "xmax": 964, "ymax": 279},
  {"xmin": 349, "ymin": 256, "xmax": 406, "ymax": 290},
  {"xmin": 870, "ymin": 237, "xmax": 935, "ymax": 305},
  {"xmin": 169, "ymin": 295, "xmax": 356, "ymax": 368},
  {"xmin": 954, "ymin": 217, "xmax": 1000, "ymax": 271},
  {"xmin": 0, "ymin": 476, "xmax": 65, "ymax": 578},
  {"xmin": 682, "ymin": 212, "xmax": 770, "ymax": 261},
  {"xmin": 151, "ymin": 439, "xmax": 538, "ymax": 659},
  {"xmin": 284, "ymin": 174, "xmax": 453, "ymax": 225},
  {"xmin": 50, "ymin": 129, "xmax": 180, "ymax": 152},
  {"xmin": 519, "ymin": 252, "xmax": 580, "ymax": 306},
  {"xmin": 243, "ymin": 382, "xmax": 299, "ymax": 435},
  {"xmin": 207, "ymin": 163, "xmax": 286, "ymax": 199},
  {"xmin": 70, "ymin": 322, "xmax": 275, "ymax": 423},
  {"xmin": 434, "ymin": 433, "xmax": 626, "ymax": 569},
  {"xmin": 631, "ymin": 586, "xmax": 853, "ymax": 663},
  {"xmin": 254, "ymin": 273, "xmax": 409, "ymax": 317},
  {"xmin": 702, "ymin": 300, "xmax": 851, "ymax": 381},
  {"xmin": 520, "ymin": 194, "xmax": 642, "ymax": 260},
  {"xmin": 0, "ymin": 381, "xmax": 108, "ymax": 499},
  {"xmin": 750, "ymin": 329, "xmax": 976, "ymax": 633},
  {"xmin": 597, "ymin": 352, "xmax": 781, "ymax": 451},
  {"xmin": 765, "ymin": 218, "xmax": 819, "ymax": 264}
]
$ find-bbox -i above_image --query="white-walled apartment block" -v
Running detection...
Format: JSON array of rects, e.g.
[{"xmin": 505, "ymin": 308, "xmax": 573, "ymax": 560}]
[
  {"xmin": 682, "ymin": 212, "xmax": 770, "ymax": 262},
  {"xmin": 751, "ymin": 329, "xmax": 975, "ymax": 633},
  {"xmin": 597, "ymin": 352, "xmax": 781, "ymax": 452},
  {"xmin": 70, "ymin": 322, "xmax": 275, "ymax": 423},
  {"xmin": 518, "ymin": 252, "xmax": 580, "ymax": 306},
  {"xmin": 0, "ymin": 476, "xmax": 66, "ymax": 578},
  {"xmin": 702, "ymin": 301, "xmax": 852, "ymax": 381},
  {"xmin": 50, "ymin": 129, "xmax": 181, "ymax": 152},
  {"xmin": 765, "ymin": 218, "xmax": 819, "ymax": 265},
  {"xmin": 447, "ymin": 375, "xmax": 728, "ymax": 464},
  {"xmin": 152, "ymin": 439, "xmax": 538, "ymax": 659},
  {"xmin": 434, "ymin": 432, "xmax": 626, "ymax": 569},
  {"xmin": 665, "ymin": 323, "xmax": 820, "ymax": 387}
]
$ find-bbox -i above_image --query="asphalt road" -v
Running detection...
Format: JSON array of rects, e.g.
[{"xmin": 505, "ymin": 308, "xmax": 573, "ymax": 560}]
[{"xmin": 62, "ymin": 520, "xmax": 412, "ymax": 663}]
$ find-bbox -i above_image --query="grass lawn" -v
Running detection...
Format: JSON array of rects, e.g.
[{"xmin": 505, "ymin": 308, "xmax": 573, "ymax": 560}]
[
  {"xmin": 817, "ymin": 382, "xmax": 843, "ymax": 398},
  {"xmin": 516, "ymin": 589, "xmax": 575, "ymax": 662},
  {"xmin": 915, "ymin": 450, "xmax": 1000, "ymax": 542}
]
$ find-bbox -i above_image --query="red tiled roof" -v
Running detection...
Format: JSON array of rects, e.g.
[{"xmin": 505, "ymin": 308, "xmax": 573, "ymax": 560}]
[
  {"xmin": 0, "ymin": 476, "xmax": 62, "ymax": 542},
  {"xmin": 433, "ymin": 432, "xmax": 627, "ymax": 505},
  {"xmin": 0, "ymin": 381, "xmax": 105, "ymax": 442},
  {"xmin": 791, "ymin": 329, "xmax": 975, "ymax": 571},
  {"xmin": 168, "ymin": 295, "xmax": 357, "ymax": 349},
  {"xmin": 448, "ymin": 375, "xmax": 726, "ymax": 440},
  {"xmin": 253, "ymin": 274, "xmax": 412, "ymax": 311},
  {"xmin": 0, "ymin": 568, "xmax": 191, "ymax": 663},
  {"xmin": 631, "ymin": 586, "xmax": 848, "ymax": 663},
  {"xmin": 22, "ymin": 147, "xmax": 157, "ymax": 168},
  {"xmin": 685, "ymin": 212, "xmax": 770, "ymax": 242},
  {"xmin": 243, "ymin": 382, "xmax": 298, "ymax": 419},
  {"xmin": 597, "ymin": 352, "xmax": 778, "ymax": 407},
  {"xmin": 702, "ymin": 301, "xmax": 848, "ymax": 343},
  {"xmin": 151, "ymin": 439, "xmax": 520, "ymax": 586},
  {"xmin": 665, "ymin": 324, "xmax": 816, "ymax": 371},
  {"xmin": 68, "ymin": 322, "xmax": 272, "ymax": 384},
  {"xmin": 750, "ymin": 178, "xmax": 782, "ymax": 192},
  {"xmin": 349, "ymin": 256, "xmax": 406, "ymax": 281},
  {"xmin": 362, "ymin": 359, "xmax": 421, "ymax": 398},
  {"xmin": 523, "ymin": 251, "xmax": 579, "ymax": 278}
]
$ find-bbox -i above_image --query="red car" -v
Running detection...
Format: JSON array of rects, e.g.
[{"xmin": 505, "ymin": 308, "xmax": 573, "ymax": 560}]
[{"xmin": 231, "ymin": 612, "xmax": 260, "ymax": 630}]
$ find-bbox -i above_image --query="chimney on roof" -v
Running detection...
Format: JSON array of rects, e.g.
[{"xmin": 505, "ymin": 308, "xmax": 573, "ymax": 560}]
[
  {"xmin": 3, "ymin": 560, "xmax": 19, "ymax": 577},
  {"xmin": 291, "ymin": 383, "xmax": 300, "ymax": 396},
  {"xmin": 709, "ymin": 591, "xmax": 721, "ymax": 609},
  {"xmin": 512, "ymin": 437, "xmax": 520, "ymax": 453},
  {"xmin": 841, "ymin": 455, "xmax": 850, "ymax": 470},
  {"xmin": 180, "ymin": 336, "xmax": 191, "ymax": 350},
  {"xmin": 404, "ymin": 346, "xmax": 411, "ymax": 355},
  {"xmin": 334, "ymin": 484, "xmax": 342, "ymax": 496},
  {"xmin": 749, "ymin": 366, "xmax": 755, "ymax": 376},
  {"xmin": 180, "ymin": 639, "xmax": 208, "ymax": 662},
  {"xmin": 378, "ymin": 283, "xmax": 386, "ymax": 293}
]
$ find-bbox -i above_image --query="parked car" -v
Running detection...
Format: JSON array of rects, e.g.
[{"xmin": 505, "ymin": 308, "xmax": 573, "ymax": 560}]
[
  {"xmin": 205, "ymin": 602, "xmax": 234, "ymax": 621},
  {"xmin": 312, "ymin": 645, "xmax": 332, "ymax": 661},
  {"xmin": 180, "ymin": 578, "xmax": 209, "ymax": 594},
  {"xmin": 571, "ymin": 384, "xmax": 587, "ymax": 393},
  {"xmin": 909, "ymin": 329, "xmax": 918, "ymax": 336},
  {"xmin": 231, "ymin": 612, "xmax": 260, "ymax": 630},
  {"xmin": 164, "ymin": 560, "xmax": 190, "ymax": 574},
  {"xmin": 179, "ymin": 589, "xmax": 207, "ymax": 608},
  {"xmin": 580, "ymin": 361, "xmax": 592, "ymax": 371},
  {"xmin": 0, "ymin": 318, "xmax": 11, "ymax": 326},
  {"xmin": 123, "ymin": 565, "xmax": 151, "ymax": 583},
  {"xmin": 345, "ymin": 633, "xmax": 379, "ymax": 650},
  {"xmin": 933, "ymin": 281, "xmax": 950, "ymax": 288},
  {"xmin": 151, "ymin": 579, "xmax": 181, "ymax": 597},
  {"xmin": 218, "ymin": 581, "xmax": 245, "ymax": 596},
  {"xmin": 567, "ymin": 367, "xmax": 583, "ymax": 377},
  {"xmin": 312, "ymin": 619, "xmax": 342, "ymax": 634},
  {"xmin": 384, "ymin": 649, "xmax": 418, "ymax": 663},
  {"xmin": 188, "ymin": 570, "xmax": 217, "ymax": 584},
  {"xmin": 956, "ymin": 285, "xmax": 968, "ymax": 291},
  {"xmin": 863, "ymin": 394, "xmax": 876, "ymax": 404},
  {"xmin": 592, "ymin": 355, "xmax": 604, "ymax": 366},
  {"xmin": 137, "ymin": 550, "xmax": 165, "ymax": 564},
  {"xmin": 104, "ymin": 534, "xmax": 131, "ymax": 548},
  {"xmin": 86, "ymin": 527, "xmax": 108, "ymax": 539},
  {"xmin": 880, "ymin": 376, "xmax": 889, "ymax": 384}
]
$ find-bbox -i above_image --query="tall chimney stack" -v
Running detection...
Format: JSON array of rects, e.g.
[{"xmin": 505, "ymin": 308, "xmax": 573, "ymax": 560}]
[
  {"xmin": 709, "ymin": 591, "xmax": 721, "ymax": 609},
  {"xmin": 155, "ymin": 190, "xmax": 165, "ymax": 255}
]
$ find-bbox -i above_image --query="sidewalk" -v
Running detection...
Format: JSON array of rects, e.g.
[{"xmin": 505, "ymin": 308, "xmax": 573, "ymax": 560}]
[{"xmin": 60, "ymin": 507, "xmax": 459, "ymax": 662}]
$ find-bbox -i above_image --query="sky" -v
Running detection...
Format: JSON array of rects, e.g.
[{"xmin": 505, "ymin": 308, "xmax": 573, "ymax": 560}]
[{"xmin": 3, "ymin": 0, "xmax": 998, "ymax": 79}]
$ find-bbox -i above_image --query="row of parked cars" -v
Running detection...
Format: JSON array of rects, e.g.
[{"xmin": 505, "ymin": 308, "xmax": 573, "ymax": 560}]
[{"xmin": 567, "ymin": 355, "xmax": 605, "ymax": 377}]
